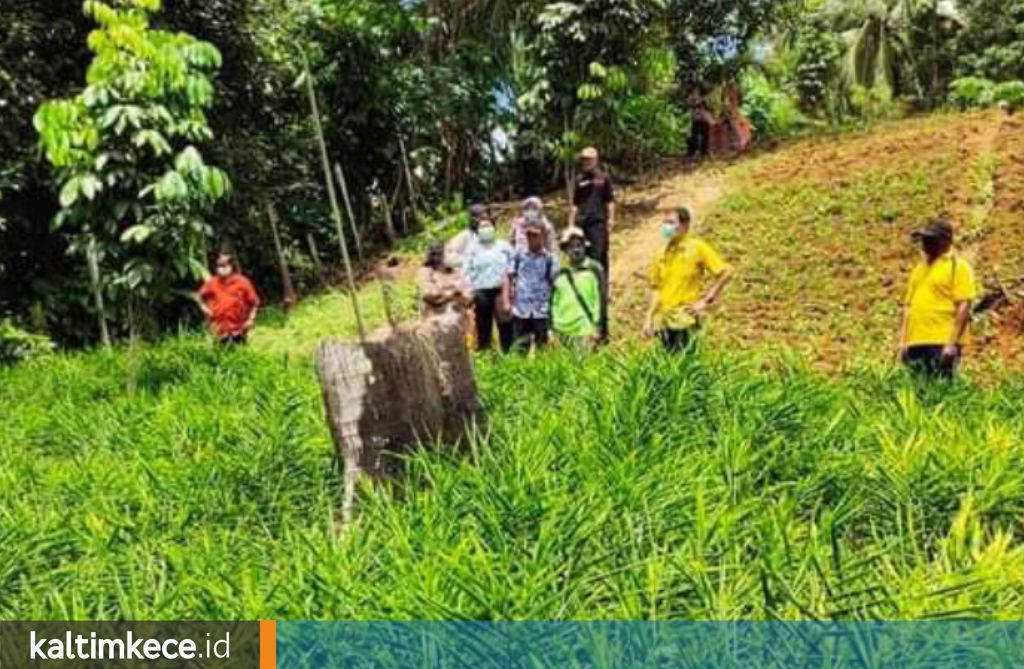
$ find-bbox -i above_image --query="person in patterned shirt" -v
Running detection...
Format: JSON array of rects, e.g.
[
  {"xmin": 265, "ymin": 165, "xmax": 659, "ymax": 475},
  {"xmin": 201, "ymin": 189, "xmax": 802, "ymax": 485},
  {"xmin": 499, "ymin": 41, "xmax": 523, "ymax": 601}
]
[{"xmin": 503, "ymin": 219, "xmax": 559, "ymax": 353}]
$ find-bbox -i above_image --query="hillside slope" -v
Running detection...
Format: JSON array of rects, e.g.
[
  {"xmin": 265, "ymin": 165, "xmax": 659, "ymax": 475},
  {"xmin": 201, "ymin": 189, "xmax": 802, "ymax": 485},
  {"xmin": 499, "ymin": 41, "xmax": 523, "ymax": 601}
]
[
  {"xmin": 607, "ymin": 110, "xmax": 1024, "ymax": 372},
  {"xmin": 5, "ymin": 113, "xmax": 1024, "ymax": 620},
  {"xmin": 261, "ymin": 111, "xmax": 1024, "ymax": 372}
]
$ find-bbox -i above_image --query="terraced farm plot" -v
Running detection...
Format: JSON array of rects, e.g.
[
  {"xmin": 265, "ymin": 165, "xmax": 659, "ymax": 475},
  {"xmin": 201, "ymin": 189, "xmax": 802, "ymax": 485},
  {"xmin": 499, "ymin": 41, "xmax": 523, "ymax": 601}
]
[{"xmin": 612, "ymin": 112, "xmax": 1024, "ymax": 372}]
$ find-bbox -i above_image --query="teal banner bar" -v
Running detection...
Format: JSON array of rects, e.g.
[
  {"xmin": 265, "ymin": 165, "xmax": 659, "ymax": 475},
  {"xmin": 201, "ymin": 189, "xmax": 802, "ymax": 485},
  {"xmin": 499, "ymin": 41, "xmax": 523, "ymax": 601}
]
[{"xmin": 277, "ymin": 621, "xmax": 1024, "ymax": 668}]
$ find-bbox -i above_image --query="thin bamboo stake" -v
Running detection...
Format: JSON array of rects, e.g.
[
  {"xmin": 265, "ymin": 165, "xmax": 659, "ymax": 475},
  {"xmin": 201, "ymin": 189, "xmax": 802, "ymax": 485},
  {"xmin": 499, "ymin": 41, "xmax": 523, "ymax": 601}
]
[
  {"xmin": 86, "ymin": 236, "xmax": 111, "ymax": 348},
  {"xmin": 398, "ymin": 135, "xmax": 424, "ymax": 213},
  {"xmin": 335, "ymin": 163, "xmax": 397, "ymax": 329},
  {"xmin": 378, "ymin": 187, "xmax": 397, "ymax": 243},
  {"xmin": 333, "ymin": 162, "xmax": 364, "ymax": 261},
  {"xmin": 307, "ymin": 233, "xmax": 327, "ymax": 287},
  {"xmin": 302, "ymin": 59, "xmax": 365, "ymax": 341},
  {"xmin": 265, "ymin": 202, "xmax": 298, "ymax": 312}
]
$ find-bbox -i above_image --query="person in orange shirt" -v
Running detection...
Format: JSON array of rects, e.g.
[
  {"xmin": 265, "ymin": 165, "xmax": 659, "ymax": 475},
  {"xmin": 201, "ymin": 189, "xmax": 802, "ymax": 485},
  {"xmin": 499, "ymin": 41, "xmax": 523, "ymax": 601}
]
[{"xmin": 197, "ymin": 252, "xmax": 260, "ymax": 345}]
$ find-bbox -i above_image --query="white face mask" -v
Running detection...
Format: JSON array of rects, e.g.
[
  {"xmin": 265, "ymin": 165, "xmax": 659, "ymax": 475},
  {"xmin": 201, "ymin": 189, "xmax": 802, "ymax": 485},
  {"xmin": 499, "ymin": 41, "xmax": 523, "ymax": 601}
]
[
  {"xmin": 216, "ymin": 265, "xmax": 233, "ymax": 278},
  {"xmin": 478, "ymin": 225, "xmax": 495, "ymax": 243}
]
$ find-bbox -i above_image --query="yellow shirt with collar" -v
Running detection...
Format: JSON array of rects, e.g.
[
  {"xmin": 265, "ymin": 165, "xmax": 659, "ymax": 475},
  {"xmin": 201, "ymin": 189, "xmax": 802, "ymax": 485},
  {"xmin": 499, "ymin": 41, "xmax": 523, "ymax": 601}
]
[
  {"xmin": 904, "ymin": 252, "xmax": 978, "ymax": 347},
  {"xmin": 650, "ymin": 236, "xmax": 730, "ymax": 329}
]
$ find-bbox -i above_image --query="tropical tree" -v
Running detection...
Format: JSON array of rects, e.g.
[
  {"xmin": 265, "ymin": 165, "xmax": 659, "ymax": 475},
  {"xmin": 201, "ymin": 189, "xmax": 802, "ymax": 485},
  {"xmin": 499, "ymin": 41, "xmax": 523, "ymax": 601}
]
[
  {"xmin": 34, "ymin": 0, "xmax": 230, "ymax": 341},
  {"xmin": 955, "ymin": 0, "xmax": 1024, "ymax": 82},
  {"xmin": 823, "ymin": 0, "xmax": 963, "ymax": 103},
  {"xmin": 666, "ymin": 0, "xmax": 795, "ymax": 89}
]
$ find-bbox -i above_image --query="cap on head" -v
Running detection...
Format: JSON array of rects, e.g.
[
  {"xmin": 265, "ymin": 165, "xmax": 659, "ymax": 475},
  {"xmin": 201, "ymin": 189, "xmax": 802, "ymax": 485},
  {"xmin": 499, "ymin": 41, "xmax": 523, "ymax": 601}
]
[
  {"xmin": 911, "ymin": 218, "xmax": 954, "ymax": 242},
  {"xmin": 580, "ymin": 147, "xmax": 599, "ymax": 160},
  {"xmin": 560, "ymin": 226, "xmax": 587, "ymax": 248},
  {"xmin": 469, "ymin": 203, "xmax": 489, "ymax": 220}
]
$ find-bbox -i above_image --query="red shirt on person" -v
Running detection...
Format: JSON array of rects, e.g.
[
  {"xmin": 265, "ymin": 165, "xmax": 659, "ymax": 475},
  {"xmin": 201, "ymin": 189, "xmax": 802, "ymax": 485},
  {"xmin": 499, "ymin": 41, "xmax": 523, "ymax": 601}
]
[{"xmin": 199, "ymin": 273, "xmax": 260, "ymax": 336}]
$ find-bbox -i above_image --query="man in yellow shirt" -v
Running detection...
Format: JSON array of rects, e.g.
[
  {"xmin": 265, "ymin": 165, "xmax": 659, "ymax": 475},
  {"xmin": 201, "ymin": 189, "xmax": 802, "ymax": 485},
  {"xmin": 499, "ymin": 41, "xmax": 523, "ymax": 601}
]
[
  {"xmin": 643, "ymin": 207, "xmax": 732, "ymax": 352},
  {"xmin": 898, "ymin": 218, "xmax": 978, "ymax": 378}
]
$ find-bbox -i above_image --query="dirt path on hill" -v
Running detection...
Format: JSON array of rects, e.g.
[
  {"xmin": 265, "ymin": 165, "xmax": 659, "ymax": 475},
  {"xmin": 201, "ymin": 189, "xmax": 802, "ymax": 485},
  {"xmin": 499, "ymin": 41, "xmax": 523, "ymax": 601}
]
[
  {"xmin": 607, "ymin": 165, "xmax": 731, "ymax": 331},
  {"xmin": 951, "ymin": 110, "xmax": 1006, "ymax": 266},
  {"xmin": 354, "ymin": 112, "xmax": 1024, "ymax": 370}
]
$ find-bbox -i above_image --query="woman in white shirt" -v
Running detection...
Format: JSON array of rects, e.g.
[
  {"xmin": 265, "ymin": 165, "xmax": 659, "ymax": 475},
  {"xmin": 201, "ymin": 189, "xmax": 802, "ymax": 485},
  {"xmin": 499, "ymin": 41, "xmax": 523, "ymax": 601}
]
[
  {"xmin": 445, "ymin": 203, "xmax": 490, "ymax": 270},
  {"xmin": 465, "ymin": 218, "xmax": 514, "ymax": 352}
]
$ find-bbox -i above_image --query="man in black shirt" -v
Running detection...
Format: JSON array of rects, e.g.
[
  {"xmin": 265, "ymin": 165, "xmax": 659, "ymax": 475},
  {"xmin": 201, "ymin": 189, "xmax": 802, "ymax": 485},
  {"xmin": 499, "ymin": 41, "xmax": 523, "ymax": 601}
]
[{"xmin": 568, "ymin": 146, "xmax": 615, "ymax": 339}]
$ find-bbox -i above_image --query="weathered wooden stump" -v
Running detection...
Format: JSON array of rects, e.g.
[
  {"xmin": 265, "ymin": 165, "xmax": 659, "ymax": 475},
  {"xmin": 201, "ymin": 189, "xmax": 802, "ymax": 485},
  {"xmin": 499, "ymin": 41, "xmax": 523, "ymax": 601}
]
[{"xmin": 315, "ymin": 314, "xmax": 484, "ymax": 523}]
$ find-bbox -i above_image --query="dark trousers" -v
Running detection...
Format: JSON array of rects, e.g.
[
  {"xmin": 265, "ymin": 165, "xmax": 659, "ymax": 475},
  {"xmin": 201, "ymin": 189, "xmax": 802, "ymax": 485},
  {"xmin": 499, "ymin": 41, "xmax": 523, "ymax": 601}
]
[
  {"xmin": 582, "ymin": 220, "xmax": 610, "ymax": 340},
  {"xmin": 474, "ymin": 288, "xmax": 514, "ymax": 352},
  {"xmin": 219, "ymin": 333, "xmax": 248, "ymax": 346},
  {"xmin": 512, "ymin": 317, "xmax": 550, "ymax": 352},
  {"xmin": 687, "ymin": 120, "xmax": 710, "ymax": 158},
  {"xmin": 659, "ymin": 328, "xmax": 697, "ymax": 353},
  {"xmin": 902, "ymin": 345, "xmax": 960, "ymax": 379}
]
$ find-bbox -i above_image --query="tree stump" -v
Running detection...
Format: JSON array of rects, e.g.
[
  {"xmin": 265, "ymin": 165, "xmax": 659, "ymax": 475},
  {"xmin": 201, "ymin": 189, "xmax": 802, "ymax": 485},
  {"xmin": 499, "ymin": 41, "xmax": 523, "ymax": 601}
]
[{"xmin": 315, "ymin": 314, "xmax": 484, "ymax": 524}]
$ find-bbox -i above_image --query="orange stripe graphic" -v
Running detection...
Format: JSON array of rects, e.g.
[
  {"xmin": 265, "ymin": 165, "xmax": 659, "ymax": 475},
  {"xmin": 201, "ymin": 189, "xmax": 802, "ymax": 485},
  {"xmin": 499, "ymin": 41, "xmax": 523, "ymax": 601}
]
[{"xmin": 260, "ymin": 619, "xmax": 277, "ymax": 669}]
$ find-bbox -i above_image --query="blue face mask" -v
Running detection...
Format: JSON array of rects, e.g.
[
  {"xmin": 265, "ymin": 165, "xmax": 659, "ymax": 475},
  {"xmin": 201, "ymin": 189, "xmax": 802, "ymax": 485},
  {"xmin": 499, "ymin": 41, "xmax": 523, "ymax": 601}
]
[
  {"xmin": 661, "ymin": 222, "xmax": 680, "ymax": 241},
  {"xmin": 477, "ymin": 226, "xmax": 495, "ymax": 243}
]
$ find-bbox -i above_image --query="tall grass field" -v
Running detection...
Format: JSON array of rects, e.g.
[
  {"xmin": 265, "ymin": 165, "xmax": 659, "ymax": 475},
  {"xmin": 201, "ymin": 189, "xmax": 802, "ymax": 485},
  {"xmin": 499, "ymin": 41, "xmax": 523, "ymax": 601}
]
[{"xmin": 3, "ymin": 337, "xmax": 1024, "ymax": 619}]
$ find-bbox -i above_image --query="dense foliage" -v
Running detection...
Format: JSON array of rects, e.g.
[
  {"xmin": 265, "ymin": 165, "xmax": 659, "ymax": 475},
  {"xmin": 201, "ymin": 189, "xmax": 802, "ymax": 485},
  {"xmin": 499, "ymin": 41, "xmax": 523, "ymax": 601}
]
[
  {"xmin": 955, "ymin": 0, "xmax": 1024, "ymax": 82},
  {"xmin": 35, "ymin": 0, "xmax": 231, "ymax": 340},
  {"xmin": 5, "ymin": 0, "xmax": 1024, "ymax": 346},
  {"xmin": 4, "ymin": 340, "xmax": 1024, "ymax": 618}
]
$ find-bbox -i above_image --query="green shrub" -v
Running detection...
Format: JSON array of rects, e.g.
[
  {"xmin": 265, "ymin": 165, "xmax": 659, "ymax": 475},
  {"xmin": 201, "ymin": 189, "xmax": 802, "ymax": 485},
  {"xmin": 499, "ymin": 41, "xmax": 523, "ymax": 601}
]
[
  {"xmin": 850, "ymin": 84, "xmax": 905, "ymax": 122},
  {"xmin": 993, "ymin": 80, "xmax": 1024, "ymax": 111},
  {"xmin": 949, "ymin": 77, "xmax": 996, "ymax": 110},
  {"xmin": 742, "ymin": 72, "xmax": 807, "ymax": 138},
  {"xmin": 621, "ymin": 93, "xmax": 686, "ymax": 168},
  {"xmin": 0, "ymin": 319, "xmax": 53, "ymax": 364}
]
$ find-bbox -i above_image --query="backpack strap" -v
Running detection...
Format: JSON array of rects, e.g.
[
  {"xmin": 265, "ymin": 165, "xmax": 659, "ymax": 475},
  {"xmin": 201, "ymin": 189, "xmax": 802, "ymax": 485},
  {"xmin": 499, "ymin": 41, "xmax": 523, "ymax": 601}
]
[{"xmin": 559, "ymin": 267, "xmax": 598, "ymax": 327}]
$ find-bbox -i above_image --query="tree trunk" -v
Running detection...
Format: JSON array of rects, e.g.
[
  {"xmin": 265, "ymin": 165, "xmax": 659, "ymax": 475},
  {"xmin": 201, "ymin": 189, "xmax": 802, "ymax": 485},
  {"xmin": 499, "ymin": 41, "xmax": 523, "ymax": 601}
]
[
  {"xmin": 380, "ymin": 189, "xmax": 397, "ymax": 243},
  {"xmin": 315, "ymin": 317, "xmax": 484, "ymax": 526},
  {"xmin": 306, "ymin": 233, "xmax": 327, "ymax": 287},
  {"xmin": 265, "ymin": 202, "xmax": 297, "ymax": 311},
  {"xmin": 86, "ymin": 236, "xmax": 111, "ymax": 348}
]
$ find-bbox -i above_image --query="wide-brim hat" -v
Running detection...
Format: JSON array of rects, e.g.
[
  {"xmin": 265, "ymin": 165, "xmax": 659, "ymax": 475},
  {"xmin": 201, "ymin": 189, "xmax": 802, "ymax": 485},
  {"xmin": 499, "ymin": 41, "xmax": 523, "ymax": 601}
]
[{"xmin": 559, "ymin": 226, "xmax": 587, "ymax": 247}]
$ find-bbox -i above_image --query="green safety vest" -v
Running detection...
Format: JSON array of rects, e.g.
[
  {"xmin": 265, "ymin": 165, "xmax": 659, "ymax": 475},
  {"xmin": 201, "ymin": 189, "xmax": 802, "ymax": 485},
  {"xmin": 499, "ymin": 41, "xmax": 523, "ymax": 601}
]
[{"xmin": 551, "ymin": 260, "xmax": 604, "ymax": 338}]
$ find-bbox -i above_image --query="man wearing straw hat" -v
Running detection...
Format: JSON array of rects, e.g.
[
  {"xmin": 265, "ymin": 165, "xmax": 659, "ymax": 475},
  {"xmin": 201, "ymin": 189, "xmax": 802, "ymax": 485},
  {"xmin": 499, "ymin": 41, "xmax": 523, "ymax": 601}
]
[{"xmin": 569, "ymin": 146, "xmax": 615, "ymax": 340}]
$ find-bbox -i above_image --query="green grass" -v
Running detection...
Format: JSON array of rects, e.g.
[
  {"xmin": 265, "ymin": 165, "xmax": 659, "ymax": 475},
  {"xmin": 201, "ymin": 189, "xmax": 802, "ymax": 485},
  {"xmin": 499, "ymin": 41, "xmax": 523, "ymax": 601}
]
[
  {"xmin": 5, "ymin": 113, "xmax": 1024, "ymax": 621},
  {"xmin": 705, "ymin": 162, "xmax": 951, "ymax": 365},
  {"xmin": 3, "ymin": 337, "xmax": 1024, "ymax": 619},
  {"xmin": 253, "ymin": 280, "xmax": 420, "ymax": 357}
]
